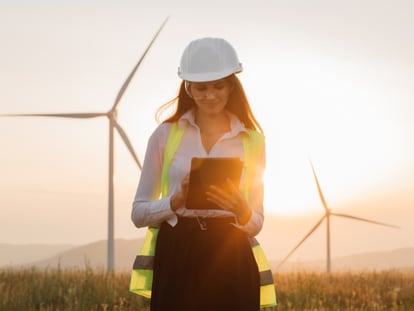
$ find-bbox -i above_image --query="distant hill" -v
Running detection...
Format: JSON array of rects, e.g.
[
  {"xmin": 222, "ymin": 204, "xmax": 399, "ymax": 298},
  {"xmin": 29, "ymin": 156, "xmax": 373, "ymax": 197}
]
[
  {"xmin": 272, "ymin": 247, "xmax": 414, "ymax": 273},
  {"xmin": 2, "ymin": 240, "xmax": 413, "ymax": 273},
  {"xmin": 20, "ymin": 239, "xmax": 144, "ymax": 272},
  {"xmin": 0, "ymin": 243, "xmax": 73, "ymax": 266}
]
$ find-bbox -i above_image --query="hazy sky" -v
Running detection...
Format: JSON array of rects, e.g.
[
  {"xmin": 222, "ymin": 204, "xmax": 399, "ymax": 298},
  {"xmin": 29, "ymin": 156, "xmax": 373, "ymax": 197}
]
[{"xmin": 1, "ymin": 0, "xmax": 413, "ymax": 261}]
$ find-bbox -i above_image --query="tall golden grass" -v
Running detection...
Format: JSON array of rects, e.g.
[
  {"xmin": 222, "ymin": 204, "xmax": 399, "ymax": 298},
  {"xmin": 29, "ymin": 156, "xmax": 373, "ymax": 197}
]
[
  {"xmin": 274, "ymin": 269, "xmax": 414, "ymax": 310},
  {"xmin": 1, "ymin": 267, "xmax": 413, "ymax": 310}
]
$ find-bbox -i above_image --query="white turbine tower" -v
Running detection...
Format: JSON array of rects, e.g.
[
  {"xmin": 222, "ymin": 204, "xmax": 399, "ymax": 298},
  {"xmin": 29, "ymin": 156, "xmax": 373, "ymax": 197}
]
[
  {"xmin": 0, "ymin": 17, "xmax": 169, "ymax": 272},
  {"xmin": 277, "ymin": 160, "xmax": 399, "ymax": 273}
]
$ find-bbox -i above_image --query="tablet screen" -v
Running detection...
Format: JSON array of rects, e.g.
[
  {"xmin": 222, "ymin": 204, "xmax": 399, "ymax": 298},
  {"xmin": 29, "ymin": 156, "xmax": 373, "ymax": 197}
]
[{"xmin": 185, "ymin": 157, "xmax": 244, "ymax": 210}]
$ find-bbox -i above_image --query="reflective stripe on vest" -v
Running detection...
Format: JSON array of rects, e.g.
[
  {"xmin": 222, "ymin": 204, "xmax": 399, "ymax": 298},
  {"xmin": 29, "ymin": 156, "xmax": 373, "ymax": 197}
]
[{"xmin": 130, "ymin": 123, "xmax": 277, "ymax": 308}]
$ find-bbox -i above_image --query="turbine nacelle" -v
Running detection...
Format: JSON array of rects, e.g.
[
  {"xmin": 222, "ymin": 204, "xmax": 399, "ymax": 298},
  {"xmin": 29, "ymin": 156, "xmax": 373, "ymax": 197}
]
[{"xmin": 108, "ymin": 108, "xmax": 118, "ymax": 119}]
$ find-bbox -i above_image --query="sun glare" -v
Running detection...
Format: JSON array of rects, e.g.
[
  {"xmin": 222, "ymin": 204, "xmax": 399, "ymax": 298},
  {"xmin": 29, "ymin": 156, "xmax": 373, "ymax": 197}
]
[{"xmin": 251, "ymin": 56, "xmax": 406, "ymax": 216}]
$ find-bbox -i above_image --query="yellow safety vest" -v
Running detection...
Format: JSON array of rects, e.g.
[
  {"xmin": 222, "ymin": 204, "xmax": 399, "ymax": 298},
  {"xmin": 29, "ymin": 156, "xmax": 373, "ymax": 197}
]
[{"xmin": 130, "ymin": 123, "xmax": 277, "ymax": 309}]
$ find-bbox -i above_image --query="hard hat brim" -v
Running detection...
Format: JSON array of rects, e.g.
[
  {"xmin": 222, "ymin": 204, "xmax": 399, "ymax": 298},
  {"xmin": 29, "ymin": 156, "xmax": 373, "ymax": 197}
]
[{"xmin": 178, "ymin": 67, "xmax": 242, "ymax": 82}]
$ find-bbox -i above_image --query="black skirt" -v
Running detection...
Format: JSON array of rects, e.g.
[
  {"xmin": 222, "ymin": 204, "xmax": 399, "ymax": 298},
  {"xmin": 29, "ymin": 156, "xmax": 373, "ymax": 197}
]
[{"xmin": 150, "ymin": 217, "xmax": 260, "ymax": 311}]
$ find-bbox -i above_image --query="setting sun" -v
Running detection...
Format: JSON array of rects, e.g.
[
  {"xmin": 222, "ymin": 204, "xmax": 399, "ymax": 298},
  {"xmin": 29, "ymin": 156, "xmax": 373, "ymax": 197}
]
[{"xmin": 253, "ymin": 56, "xmax": 408, "ymax": 216}]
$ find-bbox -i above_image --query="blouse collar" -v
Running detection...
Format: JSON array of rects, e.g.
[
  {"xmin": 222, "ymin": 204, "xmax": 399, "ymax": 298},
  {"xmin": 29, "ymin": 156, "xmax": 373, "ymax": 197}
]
[{"xmin": 178, "ymin": 108, "xmax": 249, "ymax": 137}]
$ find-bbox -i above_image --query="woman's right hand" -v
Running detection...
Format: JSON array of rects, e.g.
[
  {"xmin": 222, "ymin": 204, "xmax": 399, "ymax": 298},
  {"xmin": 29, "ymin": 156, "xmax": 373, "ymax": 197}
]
[{"xmin": 170, "ymin": 174, "xmax": 190, "ymax": 211}]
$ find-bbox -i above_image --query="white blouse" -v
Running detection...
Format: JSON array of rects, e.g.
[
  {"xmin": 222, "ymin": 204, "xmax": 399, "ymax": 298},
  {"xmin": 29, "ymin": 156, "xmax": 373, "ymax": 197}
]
[{"xmin": 131, "ymin": 109, "xmax": 265, "ymax": 237}]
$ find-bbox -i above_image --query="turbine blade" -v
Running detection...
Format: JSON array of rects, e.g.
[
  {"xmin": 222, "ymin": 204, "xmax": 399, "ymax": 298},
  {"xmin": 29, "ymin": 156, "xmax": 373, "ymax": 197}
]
[
  {"xmin": 111, "ymin": 16, "xmax": 169, "ymax": 111},
  {"xmin": 113, "ymin": 119, "xmax": 142, "ymax": 170},
  {"xmin": 309, "ymin": 160, "xmax": 329, "ymax": 212},
  {"xmin": 0, "ymin": 112, "xmax": 106, "ymax": 119},
  {"xmin": 331, "ymin": 212, "xmax": 400, "ymax": 228},
  {"xmin": 277, "ymin": 215, "xmax": 326, "ymax": 269}
]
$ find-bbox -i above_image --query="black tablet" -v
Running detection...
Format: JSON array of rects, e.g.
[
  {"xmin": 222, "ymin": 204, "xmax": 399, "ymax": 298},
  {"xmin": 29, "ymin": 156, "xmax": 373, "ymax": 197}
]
[{"xmin": 185, "ymin": 157, "xmax": 244, "ymax": 210}]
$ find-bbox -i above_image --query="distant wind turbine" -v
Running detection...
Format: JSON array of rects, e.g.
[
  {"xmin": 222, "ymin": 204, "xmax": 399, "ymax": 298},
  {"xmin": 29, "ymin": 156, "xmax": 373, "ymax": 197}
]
[
  {"xmin": 0, "ymin": 17, "xmax": 169, "ymax": 272},
  {"xmin": 277, "ymin": 160, "xmax": 399, "ymax": 273}
]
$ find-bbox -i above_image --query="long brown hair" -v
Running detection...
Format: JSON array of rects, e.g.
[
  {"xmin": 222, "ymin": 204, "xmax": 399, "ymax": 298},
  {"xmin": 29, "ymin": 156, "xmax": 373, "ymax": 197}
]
[{"xmin": 155, "ymin": 75, "xmax": 263, "ymax": 133}]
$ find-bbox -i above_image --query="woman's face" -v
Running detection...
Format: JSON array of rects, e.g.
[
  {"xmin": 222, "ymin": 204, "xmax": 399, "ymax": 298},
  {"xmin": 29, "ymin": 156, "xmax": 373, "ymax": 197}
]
[{"xmin": 188, "ymin": 78, "xmax": 232, "ymax": 116}]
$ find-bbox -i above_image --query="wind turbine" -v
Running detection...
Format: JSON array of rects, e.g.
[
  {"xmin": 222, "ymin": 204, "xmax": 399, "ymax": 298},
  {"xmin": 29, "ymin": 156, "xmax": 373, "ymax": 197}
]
[
  {"xmin": 0, "ymin": 17, "xmax": 169, "ymax": 272},
  {"xmin": 277, "ymin": 160, "xmax": 399, "ymax": 273}
]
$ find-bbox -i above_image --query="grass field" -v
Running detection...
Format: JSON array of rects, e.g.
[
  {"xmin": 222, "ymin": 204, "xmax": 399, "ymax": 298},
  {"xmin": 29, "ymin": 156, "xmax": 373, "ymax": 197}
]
[{"xmin": 1, "ymin": 267, "xmax": 413, "ymax": 310}]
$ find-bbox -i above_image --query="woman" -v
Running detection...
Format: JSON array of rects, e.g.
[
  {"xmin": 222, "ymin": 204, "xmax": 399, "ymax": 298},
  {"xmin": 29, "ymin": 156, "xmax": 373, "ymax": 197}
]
[{"xmin": 131, "ymin": 37, "xmax": 275, "ymax": 311}]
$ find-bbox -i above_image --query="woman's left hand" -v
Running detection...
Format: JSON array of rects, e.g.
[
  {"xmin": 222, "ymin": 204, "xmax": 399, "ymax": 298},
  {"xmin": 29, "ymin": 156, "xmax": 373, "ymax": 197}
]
[{"xmin": 206, "ymin": 178, "xmax": 252, "ymax": 225}]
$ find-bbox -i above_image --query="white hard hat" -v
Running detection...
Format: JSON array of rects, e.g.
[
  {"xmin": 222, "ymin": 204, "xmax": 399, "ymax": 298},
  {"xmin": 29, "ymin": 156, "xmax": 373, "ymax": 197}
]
[{"xmin": 178, "ymin": 37, "xmax": 243, "ymax": 82}]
